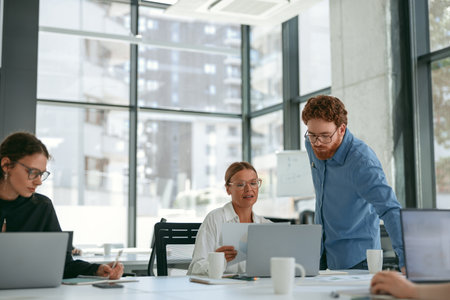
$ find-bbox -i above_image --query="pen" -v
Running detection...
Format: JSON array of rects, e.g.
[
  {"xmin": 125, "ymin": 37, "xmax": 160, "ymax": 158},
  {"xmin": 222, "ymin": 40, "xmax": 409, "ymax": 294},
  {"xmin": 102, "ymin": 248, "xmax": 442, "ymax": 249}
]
[{"xmin": 111, "ymin": 249, "xmax": 123, "ymax": 269}]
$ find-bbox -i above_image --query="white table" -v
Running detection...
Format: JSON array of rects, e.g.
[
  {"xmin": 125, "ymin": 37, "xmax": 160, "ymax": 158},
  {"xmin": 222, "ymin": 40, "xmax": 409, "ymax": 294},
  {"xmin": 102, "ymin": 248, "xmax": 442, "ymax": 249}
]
[{"xmin": 0, "ymin": 273, "xmax": 375, "ymax": 300}]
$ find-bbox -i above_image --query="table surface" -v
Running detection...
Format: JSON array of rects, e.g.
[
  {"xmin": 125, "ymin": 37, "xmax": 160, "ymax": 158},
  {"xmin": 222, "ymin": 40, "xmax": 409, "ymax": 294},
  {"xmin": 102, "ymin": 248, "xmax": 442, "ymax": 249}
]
[{"xmin": 0, "ymin": 271, "xmax": 381, "ymax": 300}]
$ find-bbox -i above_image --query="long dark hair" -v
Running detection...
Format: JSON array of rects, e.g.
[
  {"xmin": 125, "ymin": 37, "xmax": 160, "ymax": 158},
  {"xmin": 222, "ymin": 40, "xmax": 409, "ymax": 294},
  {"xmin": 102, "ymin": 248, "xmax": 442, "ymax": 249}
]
[{"xmin": 0, "ymin": 132, "xmax": 50, "ymax": 180}]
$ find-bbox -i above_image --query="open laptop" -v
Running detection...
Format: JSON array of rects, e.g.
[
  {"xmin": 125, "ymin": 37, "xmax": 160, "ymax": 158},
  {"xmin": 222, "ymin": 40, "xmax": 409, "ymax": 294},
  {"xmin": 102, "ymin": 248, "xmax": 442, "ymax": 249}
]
[
  {"xmin": 0, "ymin": 232, "xmax": 68, "ymax": 289},
  {"xmin": 245, "ymin": 224, "xmax": 321, "ymax": 277},
  {"xmin": 401, "ymin": 209, "xmax": 450, "ymax": 283}
]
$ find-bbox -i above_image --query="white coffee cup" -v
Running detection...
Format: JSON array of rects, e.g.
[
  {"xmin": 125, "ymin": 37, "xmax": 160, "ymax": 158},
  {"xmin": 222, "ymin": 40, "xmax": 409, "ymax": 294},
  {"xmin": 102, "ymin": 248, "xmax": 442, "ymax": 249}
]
[
  {"xmin": 366, "ymin": 249, "xmax": 383, "ymax": 274},
  {"xmin": 208, "ymin": 252, "xmax": 225, "ymax": 279},
  {"xmin": 103, "ymin": 243, "xmax": 112, "ymax": 256},
  {"xmin": 270, "ymin": 257, "xmax": 306, "ymax": 295}
]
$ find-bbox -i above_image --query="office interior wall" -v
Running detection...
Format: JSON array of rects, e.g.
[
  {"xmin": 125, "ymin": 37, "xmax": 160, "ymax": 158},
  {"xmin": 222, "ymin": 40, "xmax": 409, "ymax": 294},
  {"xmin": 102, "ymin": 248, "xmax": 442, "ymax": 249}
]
[
  {"xmin": 329, "ymin": 0, "xmax": 397, "ymax": 190},
  {"xmin": 0, "ymin": 0, "xmax": 39, "ymax": 141}
]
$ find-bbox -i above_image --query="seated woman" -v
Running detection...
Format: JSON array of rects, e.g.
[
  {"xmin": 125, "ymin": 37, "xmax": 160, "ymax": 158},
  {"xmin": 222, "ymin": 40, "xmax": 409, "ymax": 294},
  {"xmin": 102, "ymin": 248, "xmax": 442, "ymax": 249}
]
[
  {"xmin": 371, "ymin": 271, "xmax": 450, "ymax": 300},
  {"xmin": 187, "ymin": 161, "xmax": 270, "ymax": 275},
  {"xmin": 0, "ymin": 132, "xmax": 124, "ymax": 279}
]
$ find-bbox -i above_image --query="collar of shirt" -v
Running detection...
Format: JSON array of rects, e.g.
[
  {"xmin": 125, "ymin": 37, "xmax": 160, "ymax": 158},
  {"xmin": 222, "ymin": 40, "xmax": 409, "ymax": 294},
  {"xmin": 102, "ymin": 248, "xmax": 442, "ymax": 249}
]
[
  {"xmin": 329, "ymin": 128, "xmax": 353, "ymax": 165},
  {"xmin": 222, "ymin": 201, "xmax": 264, "ymax": 223}
]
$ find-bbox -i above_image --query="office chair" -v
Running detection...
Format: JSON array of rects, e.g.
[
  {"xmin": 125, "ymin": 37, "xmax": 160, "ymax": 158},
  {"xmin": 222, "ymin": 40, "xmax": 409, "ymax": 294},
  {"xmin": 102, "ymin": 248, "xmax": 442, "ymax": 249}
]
[
  {"xmin": 299, "ymin": 210, "xmax": 315, "ymax": 224},
  {"xmin": 152, "ymin": 222, "xmax": 201, "ymax": 276},
  {"xmin": 147, "ymin": 218, "xmax": 167, "ymax": 276}
]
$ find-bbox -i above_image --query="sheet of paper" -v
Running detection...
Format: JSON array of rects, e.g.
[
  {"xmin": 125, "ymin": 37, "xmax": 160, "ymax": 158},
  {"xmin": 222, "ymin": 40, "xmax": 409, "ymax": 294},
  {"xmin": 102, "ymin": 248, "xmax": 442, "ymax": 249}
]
[
  {"xmin": 299, "ymin": 274, "xmax": 373, "ymax": 286},
  {"xmin": 222, "ymin": 223, "xmax": 251, "ymax": 265}
]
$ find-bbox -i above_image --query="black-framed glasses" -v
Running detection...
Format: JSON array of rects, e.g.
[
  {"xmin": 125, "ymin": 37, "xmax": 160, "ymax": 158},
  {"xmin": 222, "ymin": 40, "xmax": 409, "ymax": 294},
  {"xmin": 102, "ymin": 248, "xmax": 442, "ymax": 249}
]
[
  {"xmin": 228, "ymin": 178, "xmax": 262, "ymax": 190},
  {"xmin": 304, "ymin": 128, "xmax": 339, "ymax": 144},
  {"xmin": 14, "ymin": 161, "xmax": 50, "ymax": 181}
]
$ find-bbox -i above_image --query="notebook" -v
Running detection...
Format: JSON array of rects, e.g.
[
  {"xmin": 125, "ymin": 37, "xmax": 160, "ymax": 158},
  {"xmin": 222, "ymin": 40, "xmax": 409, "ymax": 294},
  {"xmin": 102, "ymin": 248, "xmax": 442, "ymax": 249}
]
[
  {"xmin": 245, "ymin": 224, "xmax": 321, "ymax": 277},
  {"xmin": 401, "ymin": 209, "xmax": 450, "ymax": 283},
  {"xmin": 0, "ymin": 232, "xmax": 68, "ymax": 289}
]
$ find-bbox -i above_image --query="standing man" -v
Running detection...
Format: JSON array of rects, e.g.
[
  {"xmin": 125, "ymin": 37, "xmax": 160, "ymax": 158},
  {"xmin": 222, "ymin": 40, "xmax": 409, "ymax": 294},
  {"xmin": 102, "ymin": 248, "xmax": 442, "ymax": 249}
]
[{"xmin": 301, "ymin": 95, "xmax": 404, "ymax": 271}]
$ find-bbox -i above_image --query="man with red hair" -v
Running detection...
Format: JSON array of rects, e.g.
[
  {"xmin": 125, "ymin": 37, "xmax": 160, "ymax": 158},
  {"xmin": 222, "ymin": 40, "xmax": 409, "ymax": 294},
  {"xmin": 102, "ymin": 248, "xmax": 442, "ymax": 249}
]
[{"xmin": 301, "ymin": 95, "xmax": 404, "ymax": 272}]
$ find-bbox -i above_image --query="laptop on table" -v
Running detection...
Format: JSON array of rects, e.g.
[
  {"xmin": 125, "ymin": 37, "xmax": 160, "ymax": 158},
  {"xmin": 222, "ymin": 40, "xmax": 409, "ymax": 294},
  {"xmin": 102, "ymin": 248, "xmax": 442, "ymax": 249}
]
[
  {"xmin": 245, "ymin": 224, "xmax": 321, "ymax": 277},
  {"xmin": 401, "ymin": 209, "xmax": 450, "ymax": 283},
  {"xmin": 0, "ymin": 232, "xmax": 68, "ymax": 289}
]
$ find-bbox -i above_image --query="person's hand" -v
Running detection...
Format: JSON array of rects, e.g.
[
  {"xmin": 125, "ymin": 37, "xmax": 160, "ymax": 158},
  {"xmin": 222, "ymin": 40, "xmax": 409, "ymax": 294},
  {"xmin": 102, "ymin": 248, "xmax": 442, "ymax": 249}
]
[
  {"xmin": 96, "ymin": 262, "xmax": 124, "ymax": 279},
  {"xmin": 401, "ymin": 266, "xmax": 406, "ymax": 275},
  {"xmin": 370, "ymin": 271, "xmax": 418, "ymax": 299},
  {"xmin": 71, "ymin": 247, "xmax": 82, "ymax": 256},
  {"xmin": 215, "ymin": 245, "xmax": 237, "ymax": 262}
]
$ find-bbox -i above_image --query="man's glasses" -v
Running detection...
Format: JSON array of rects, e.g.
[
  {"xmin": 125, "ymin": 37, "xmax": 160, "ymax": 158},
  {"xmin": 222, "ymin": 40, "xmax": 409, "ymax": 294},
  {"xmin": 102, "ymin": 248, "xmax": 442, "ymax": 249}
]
[
  {"xmin": 228, "ymin": 179, "xmax": 262, "ymax": 190},
  {"xmin": 14, "ymin": 161, "xmax": 50, "ymax": 181},
  {"xmin": 304, "ymin": 128, "xmax": 338, "ymax": 144}
]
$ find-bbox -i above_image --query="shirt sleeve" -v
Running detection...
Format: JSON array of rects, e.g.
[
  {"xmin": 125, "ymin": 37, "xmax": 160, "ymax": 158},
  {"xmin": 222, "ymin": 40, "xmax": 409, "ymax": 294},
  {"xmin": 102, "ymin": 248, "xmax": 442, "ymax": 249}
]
[
  {"xmin": 353, "ymin": 159, "xmax": 405, "ymax": 267},
  {"xmin": 187, "ymin": 216, "xmax": 218, "ymax": 275}
]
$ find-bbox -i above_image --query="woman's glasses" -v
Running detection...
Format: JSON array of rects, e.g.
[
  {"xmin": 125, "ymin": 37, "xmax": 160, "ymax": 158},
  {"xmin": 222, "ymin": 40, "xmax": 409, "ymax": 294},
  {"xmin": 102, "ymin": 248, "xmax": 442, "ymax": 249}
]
[
  {"xmin": 13, "ymin": 161, "xmax": 50, "ymax": 181},
  {"xmin": 228, "ymin": 179, "xmax": 262, "ymax": 190}
]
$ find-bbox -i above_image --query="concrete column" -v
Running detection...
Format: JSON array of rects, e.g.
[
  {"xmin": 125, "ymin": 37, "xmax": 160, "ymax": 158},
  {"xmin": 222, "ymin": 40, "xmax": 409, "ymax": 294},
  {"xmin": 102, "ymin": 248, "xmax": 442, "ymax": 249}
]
[{"xmin": 330, "ymin": 0, "xmax": 396, "ymax": 186}]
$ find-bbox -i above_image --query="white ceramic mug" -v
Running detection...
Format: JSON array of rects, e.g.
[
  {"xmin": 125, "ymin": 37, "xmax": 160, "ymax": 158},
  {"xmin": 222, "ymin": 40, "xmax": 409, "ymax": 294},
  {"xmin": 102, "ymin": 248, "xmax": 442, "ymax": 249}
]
[
  {"xmin": 103, "ymin": 243, "xmax": 112, "ymax": 256},
  {"xmin": 270, "ymin": 257, "xmax": 306, "ymax": 295},
  {"xmin": 366, "ymin": 249, "xmax": 383, "ymax": 274},
  {"xmin": 208, "ymin": 252, "xmax": 225, "ymax": 279}
]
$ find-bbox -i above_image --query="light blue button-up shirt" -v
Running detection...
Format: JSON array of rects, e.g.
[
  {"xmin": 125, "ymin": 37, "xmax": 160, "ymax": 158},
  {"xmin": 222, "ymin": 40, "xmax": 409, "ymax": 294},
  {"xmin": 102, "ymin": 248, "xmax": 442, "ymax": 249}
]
[{"xmin": 305, "ymin": 128, "xmax": 404, "ymax": 269}]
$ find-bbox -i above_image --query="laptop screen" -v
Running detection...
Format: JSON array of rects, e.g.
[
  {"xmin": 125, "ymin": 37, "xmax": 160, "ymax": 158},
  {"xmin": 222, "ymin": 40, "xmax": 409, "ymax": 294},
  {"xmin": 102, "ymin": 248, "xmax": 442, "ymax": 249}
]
[{"xmin": 401, "ymin": 209, "xmax": 450, "ymax": 282}]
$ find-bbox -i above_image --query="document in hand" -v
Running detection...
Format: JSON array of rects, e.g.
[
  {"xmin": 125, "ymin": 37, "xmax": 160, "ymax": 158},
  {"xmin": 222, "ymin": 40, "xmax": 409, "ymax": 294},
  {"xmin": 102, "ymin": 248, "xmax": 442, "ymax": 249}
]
[{"xmin": 222, "ymin": 223, "xmax": 251, "ymax": 265}]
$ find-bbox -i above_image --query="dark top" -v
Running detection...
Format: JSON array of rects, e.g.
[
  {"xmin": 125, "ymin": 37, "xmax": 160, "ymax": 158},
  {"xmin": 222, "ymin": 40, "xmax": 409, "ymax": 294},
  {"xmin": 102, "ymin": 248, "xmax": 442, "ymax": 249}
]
[{"xmin": 0, "ymin": 193, "xmax": 100, "ymax": 278}]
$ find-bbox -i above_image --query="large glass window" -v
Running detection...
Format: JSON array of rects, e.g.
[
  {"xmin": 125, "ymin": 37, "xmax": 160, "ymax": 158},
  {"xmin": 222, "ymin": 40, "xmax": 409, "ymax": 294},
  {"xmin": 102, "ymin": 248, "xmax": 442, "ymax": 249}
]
[
  {"xmin": 37, "ymin": 33, "xmax": 129, "ymax": 105},
  {"xmin": 39, "ymin": 0, "xmax": 131, "ymax": 36},
  {"xmin": 136, "ymin": 113, "xmax": 241, "ymax": 247},
  {"xmin": 428, "ymin": 0, "xmax": 450, "ymax": 52},
  {"xmin": 298, "ymin": 0, "xmax": 331, "ymax": 95},
  {"xmin": 432, "ymin": 58, "xmax": 450, "ymax": 208},
  {"xmin": 36, "ymin": 104, "xmax": 129, "ymax": 246},
  {"xmin": 138, "ymin": 7, "xmax": 241, "ymax": 113},
  {"xmin": 250, "ymin": 25, "xmax": 282, "ymax": 111},
  {"xmin": 251, "ymin": 111, "xmax": 286, "ymax": 217}
]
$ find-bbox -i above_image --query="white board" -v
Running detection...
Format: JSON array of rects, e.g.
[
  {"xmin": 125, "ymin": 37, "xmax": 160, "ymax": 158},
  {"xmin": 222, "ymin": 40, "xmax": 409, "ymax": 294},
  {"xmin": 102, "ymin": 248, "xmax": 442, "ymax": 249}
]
[{"xmin": 276, "ymin": 150, "xmax": 315, "ymax": 198}]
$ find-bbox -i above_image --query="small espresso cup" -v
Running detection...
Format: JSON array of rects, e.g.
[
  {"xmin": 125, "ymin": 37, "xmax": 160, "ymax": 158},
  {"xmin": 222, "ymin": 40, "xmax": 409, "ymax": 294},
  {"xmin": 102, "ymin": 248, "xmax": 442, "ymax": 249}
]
[
  {"xmin": 270, "ymin": 257, "xmax": 306, "ymax": 295},
  {"xmin": 366, "ymin": 249, "xmax": 383, "ymax": 274},
  {"xmin": 208, "ymin": 252, "xmax": 225, "ymax": 279}
]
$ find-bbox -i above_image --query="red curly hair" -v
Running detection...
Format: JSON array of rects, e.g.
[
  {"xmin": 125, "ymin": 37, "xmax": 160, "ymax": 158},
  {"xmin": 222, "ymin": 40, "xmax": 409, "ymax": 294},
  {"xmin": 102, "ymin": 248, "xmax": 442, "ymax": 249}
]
[{"xmin": 301, "ymin": 95, "xmax": 348, "ymax": 127}]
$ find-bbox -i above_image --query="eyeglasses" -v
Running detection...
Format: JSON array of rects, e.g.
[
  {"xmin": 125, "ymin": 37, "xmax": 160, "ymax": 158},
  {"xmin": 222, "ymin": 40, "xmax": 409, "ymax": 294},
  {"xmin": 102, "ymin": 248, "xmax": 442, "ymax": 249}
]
[
  {"xmin": 304, "ymin": 128, "xmax": 339, "ymax": 144},
  {"xmin": 228, "ymin": 179, "xmax": 262, "ymax": 190},
  {"xmin": 14, "ymin": 161, "xmax": 50, "ymax": 181}
]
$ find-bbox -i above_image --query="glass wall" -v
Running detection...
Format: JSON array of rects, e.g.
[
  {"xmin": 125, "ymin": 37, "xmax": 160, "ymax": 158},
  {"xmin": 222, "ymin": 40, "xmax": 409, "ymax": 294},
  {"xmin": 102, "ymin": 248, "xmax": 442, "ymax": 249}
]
[
  {"xmin": 298, "ymin": 0, "xmax": 331, "ymax": 95},
  {"xmin": 250, "ymin": 25, "xmax": 282, "ymax": 111},
  {"xmin": 432, "ymin": 58, "xmax": 450, "ymax": 208},
  {"xmin": 428, "ymin": 0, "xmax": 450, "ymax": 52},
  {"xmin": 36, "ymin": 0, "xmax": 242, "ymax": 247}
]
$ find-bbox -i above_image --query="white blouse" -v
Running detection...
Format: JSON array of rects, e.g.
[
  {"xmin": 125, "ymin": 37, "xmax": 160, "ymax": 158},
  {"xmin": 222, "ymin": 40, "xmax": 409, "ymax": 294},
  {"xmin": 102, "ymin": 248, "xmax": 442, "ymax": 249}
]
[{"xmin": 187, "ymin": 202, "xmax": 270, "ymax": 275}]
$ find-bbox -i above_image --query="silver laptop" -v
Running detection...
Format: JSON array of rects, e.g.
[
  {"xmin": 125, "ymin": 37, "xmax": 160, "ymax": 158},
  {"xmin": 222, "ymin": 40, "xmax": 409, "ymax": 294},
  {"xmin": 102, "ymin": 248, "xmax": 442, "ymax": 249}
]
[
  {"xmin": 401, "ymin": 209, "xmax": 450, "ymax": 283},
  {"xmin": 0, "ymin": 232, "xmax": 68, "ymax": 289},
  {"xmin": 246, "ymin": 224, "xmax": 321, "ymax": 277}
]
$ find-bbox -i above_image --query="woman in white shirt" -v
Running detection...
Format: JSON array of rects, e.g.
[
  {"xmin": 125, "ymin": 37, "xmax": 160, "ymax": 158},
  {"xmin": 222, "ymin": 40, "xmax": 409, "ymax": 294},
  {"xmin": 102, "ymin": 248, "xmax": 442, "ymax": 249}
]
[{"xmin": 187, "ymin": 161, "xmax": 270, "ymax": 275}]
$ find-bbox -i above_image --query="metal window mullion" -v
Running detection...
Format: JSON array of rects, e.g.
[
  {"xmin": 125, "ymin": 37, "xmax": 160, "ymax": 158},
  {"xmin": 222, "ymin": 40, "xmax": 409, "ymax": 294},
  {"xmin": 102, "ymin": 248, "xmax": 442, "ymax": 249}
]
[
  {"xmin": 241, "ymin": 25, "xmax": 251, "ymax": 162},
  {"xmin": 282, "ymin": 17, "xmax": 300, "ymax": 151},
  {"xmin": 128, "ymin": 0, "xmax": 139, "ymax": 247},
  {"xmin": 410, "ymin": 0, "xmax": 435, "ymax": 208}
]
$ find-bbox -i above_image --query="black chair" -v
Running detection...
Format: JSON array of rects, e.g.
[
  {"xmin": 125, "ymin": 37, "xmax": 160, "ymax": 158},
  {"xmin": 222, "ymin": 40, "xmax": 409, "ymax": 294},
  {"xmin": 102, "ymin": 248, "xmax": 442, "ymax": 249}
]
[
  {"xmin": 152, "ymin": 222, "xmax": 201, "ymax": 276},
  {"xmin": 299, "ymin": 210, "xmax": 315, "ymax": 224},
  {"xmin": 147, "ymin": 218, "xmax": 167, "ymax": 276}
]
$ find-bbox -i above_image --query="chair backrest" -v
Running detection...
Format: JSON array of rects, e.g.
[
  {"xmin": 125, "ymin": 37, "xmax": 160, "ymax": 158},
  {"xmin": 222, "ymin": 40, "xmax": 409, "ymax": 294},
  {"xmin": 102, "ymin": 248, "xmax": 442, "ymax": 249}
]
[
  {"xmin": 299, "ymin": 210, "xmax": 315, "ymax": 224},
  {"xmin": 147, "ymin": 218, "xmax": 167, "ymax": 276},
  {"xmin": 153, "ymin": 222, "xmax": 201, "ymax": 276}
]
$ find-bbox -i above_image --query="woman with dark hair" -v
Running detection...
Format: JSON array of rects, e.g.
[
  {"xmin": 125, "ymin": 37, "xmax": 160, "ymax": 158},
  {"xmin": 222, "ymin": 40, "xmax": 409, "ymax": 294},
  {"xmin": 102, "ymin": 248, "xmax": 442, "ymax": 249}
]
[
  {"xmin": 187, "ymin": 161, "xmax": 270, "ymax": 275},
  {"xmin": 0, "ymin": 132, "xmax": 123, "ymax": 279}
]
